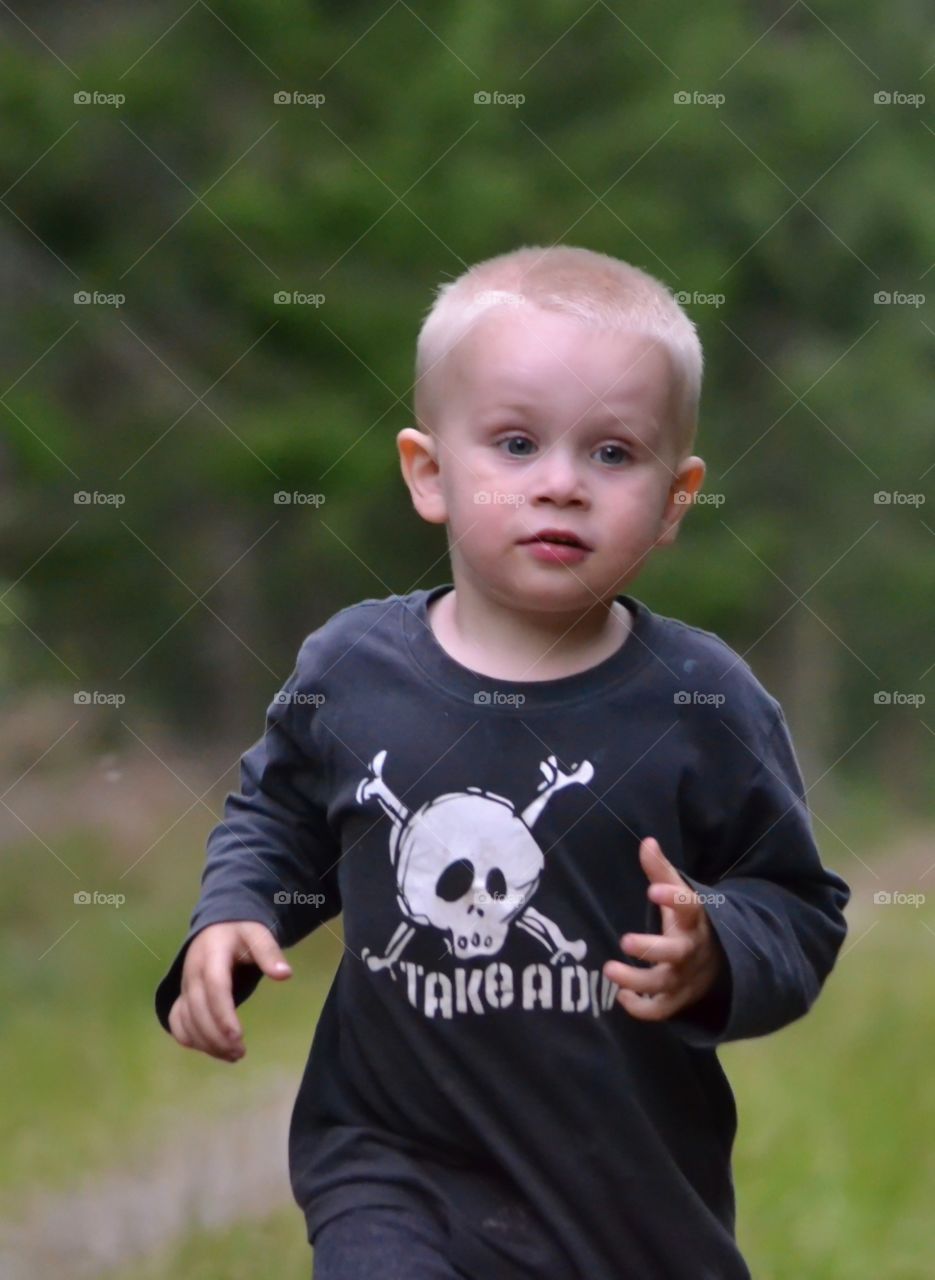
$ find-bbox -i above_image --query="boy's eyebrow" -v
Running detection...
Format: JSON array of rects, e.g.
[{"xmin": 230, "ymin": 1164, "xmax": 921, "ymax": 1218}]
[{"xmin": 479, "ymin": 402, "xmax": 660, "ymax": 438}]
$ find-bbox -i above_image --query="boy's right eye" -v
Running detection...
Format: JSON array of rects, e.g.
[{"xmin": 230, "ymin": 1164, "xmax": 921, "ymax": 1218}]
[{"xmin": 497, "ymin": 434, "xmax": 537, "ymax": 457}]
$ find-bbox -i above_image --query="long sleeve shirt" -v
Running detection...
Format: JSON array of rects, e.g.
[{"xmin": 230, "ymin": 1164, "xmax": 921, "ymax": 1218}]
[{"xmin": 155, "ymin": 583, "xmax": 851, "ymax": 1279}]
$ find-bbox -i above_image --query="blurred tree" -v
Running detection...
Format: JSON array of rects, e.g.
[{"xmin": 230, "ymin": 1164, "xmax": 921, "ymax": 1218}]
[{"xmin": 0, "ymin": 0, "xmax": 931, "ymax": 813}]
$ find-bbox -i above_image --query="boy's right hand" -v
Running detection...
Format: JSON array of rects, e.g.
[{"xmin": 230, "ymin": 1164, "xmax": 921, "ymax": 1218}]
[{"xmin": 167, "ymin": 920, "xmax": 292, "ymax": 1063}]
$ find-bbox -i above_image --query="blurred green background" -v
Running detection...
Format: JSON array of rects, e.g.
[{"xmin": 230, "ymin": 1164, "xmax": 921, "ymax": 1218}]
[{"xmin": 1, "ymin": 2, "xmax": 932, "ymax": 1277}]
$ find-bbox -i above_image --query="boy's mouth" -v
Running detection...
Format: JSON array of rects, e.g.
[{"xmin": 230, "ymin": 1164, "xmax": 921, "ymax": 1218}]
[{"xmin": 519, "ymin": 528, "xmax": 593, "ymax": 551}]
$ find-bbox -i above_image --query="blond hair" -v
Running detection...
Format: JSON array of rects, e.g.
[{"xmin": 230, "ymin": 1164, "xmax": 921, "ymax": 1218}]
[{"xmin": 414, "ymin": 244, "xmax": 703, "ymax": 459}]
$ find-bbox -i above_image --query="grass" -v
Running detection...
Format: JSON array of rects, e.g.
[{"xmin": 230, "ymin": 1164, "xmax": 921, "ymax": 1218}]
[{"xmin": 0, "ymin": 815, "xmax": 344, "ymax": 1203}]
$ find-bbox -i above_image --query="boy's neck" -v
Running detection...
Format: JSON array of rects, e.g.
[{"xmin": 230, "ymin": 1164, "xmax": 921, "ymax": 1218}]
[{"xmin": 427, "ymin": 580, "xmax": 633, "ymax": 682}]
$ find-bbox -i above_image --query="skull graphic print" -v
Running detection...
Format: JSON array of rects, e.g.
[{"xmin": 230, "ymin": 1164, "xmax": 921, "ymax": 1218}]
[{"xmin": 356, "ymin": 749, "xmax": 593, "ymax": 972}]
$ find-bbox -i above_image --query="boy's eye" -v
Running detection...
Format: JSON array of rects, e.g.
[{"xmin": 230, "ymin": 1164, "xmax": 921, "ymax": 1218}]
[
  {"xmin": 498, "ymin": 435, "xmax": 537, "ymax": 457},
  {"xmin": 594, "ymin": 443, "xmax": 631, "ymax": 466}
]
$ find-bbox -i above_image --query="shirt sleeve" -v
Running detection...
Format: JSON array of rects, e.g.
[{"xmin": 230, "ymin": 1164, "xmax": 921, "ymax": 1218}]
[
  {"xmin": 153, "ymin": 638, "xmax": 342, "ymax": 1033},
  {"xmin": 664, "ymin": 705, "xmax": 851, "ymax": 1049}
]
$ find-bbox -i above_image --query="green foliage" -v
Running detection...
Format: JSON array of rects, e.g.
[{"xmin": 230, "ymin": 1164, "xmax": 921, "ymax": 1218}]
[{"xmin": 1, "ymin": 1, "xmax": 932, "ymax": 779}]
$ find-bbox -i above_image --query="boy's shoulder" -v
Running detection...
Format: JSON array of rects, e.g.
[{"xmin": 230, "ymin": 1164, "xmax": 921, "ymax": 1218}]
[
  {"xmin": 647, "ymin": 603, "xmax": 784, "ymax": 734},
  {"xmin": 290, "ymin": 590, "xmax": 411, "ymax": 680}
]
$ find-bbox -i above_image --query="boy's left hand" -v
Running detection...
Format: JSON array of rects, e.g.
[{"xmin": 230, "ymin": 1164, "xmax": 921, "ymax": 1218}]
[{"xmin": 603, "ymin": 837, "xmax": 724, "ymax": 1022}]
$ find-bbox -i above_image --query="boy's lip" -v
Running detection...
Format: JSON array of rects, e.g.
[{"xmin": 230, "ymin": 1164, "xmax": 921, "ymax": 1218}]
[{"xmin": 519, "ymin": 527, "xmax": 593, "ymax": 551}]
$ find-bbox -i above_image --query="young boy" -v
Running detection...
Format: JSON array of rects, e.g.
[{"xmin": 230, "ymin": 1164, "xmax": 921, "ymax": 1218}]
[{"xmin": 155, "ymin": 245, "xmax": 851, "ymax": 1280}]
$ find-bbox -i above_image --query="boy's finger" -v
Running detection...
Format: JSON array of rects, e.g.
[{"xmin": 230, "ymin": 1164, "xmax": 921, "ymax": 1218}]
[
  {"xmin": 648, "ymin": 882, "xmax": 702, "ymax": 926},
  {"xmin": 620, "ymin": 932, "xmax": 692, "ymax": 965},
  {"xmin": 186, "ymin": 981, "xmax": 243, "ymax": 1060},
  {"xmin": 202, "ymin": 957, "xmax": 244, "ymax": 1045},
  {"xmin": 239, "ymin": 924, "xmax": 293, "ymax": 980},
  {"xmin": 168, "ymin": 998, "xmax": 194, "ymax": 1048},
  {"xmin": 616, "ymin": 987, "xmax": 680, "ymax": 1022},
  {"xmin": 603, "ymin": 959, "xmax": 676, "ymax": 997}
]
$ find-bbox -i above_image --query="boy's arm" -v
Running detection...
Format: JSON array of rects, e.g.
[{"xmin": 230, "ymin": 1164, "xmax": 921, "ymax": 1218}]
[
  {"xmin": 154, "ymin": 642, "xmax": 341, "ymax": 1033},
  {"xmin": 664, "ymin": 706, "xmax": 851, "ymax": 1049}
]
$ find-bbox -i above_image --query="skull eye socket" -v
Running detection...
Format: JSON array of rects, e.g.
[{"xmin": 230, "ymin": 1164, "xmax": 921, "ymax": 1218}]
[
  {"xmin": 436, "ymin": 857, "xmax": 474, "ymax": 901},
  {"xmin": 486, "ymin": 868, "xmax": 507, "ymax": 901}
]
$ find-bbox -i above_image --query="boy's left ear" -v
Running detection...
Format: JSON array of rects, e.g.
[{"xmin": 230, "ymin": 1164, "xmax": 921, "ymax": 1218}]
[{"xmin": 657, "ymin": 456, "xmax": 706, "ymax": 547}]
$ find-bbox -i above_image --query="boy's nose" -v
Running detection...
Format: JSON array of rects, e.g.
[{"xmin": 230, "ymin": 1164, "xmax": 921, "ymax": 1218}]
[{"xmin": 528, "ymin": 448, "xmax": 587, "ymax": 504}]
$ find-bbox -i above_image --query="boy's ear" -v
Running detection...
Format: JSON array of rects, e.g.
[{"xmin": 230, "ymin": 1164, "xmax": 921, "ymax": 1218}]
[
  {"xmin": 396, "ymin": 427, "xmax": 448, "ymax": 525},
  {"xmin": 656, "ymin": 456, "xmax": 706, "ymax": 548}
]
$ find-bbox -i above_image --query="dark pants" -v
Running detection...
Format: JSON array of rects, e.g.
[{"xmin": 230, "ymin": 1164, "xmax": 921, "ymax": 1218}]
[{"xmin": 312, "ymin": 1204, "xmax": 467, "ymax": 1280}]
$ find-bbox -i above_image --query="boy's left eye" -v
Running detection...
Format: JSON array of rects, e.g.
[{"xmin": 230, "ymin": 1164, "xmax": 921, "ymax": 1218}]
[{"xmin": 593, "ymin": 443, "xmax": 630, "ymax": 466}]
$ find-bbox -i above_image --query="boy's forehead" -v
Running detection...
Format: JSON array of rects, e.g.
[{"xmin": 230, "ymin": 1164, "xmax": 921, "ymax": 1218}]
[{"xmin": 450, "ymin": 308, "xmax": 676, "ymax": 417}]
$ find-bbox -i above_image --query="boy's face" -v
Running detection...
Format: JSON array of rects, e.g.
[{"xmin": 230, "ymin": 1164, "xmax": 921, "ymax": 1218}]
[{"xmin": 399, "ymin": 304, "xmax": 705, "ymax": 613}]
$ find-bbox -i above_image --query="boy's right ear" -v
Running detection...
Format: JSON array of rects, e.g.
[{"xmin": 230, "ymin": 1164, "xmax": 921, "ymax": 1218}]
[{"xmin": 396, "ymin": 427, "xmax": 448, "ymax": 525}]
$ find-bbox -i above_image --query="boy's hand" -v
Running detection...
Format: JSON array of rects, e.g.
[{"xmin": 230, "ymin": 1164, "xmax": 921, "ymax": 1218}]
[
  {"xmin": 167, "ymin": 921, "xmax": 292, "ymax": 1062},
  {"xmin": 603, "ymin": 838, "xmax": 724, "ymax": 1022}
]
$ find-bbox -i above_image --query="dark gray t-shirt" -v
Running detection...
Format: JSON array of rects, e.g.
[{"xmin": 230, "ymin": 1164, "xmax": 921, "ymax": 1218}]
[{"xmin": 155, "ymin": 584, "xmax": 851, "ymax": 1279}]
